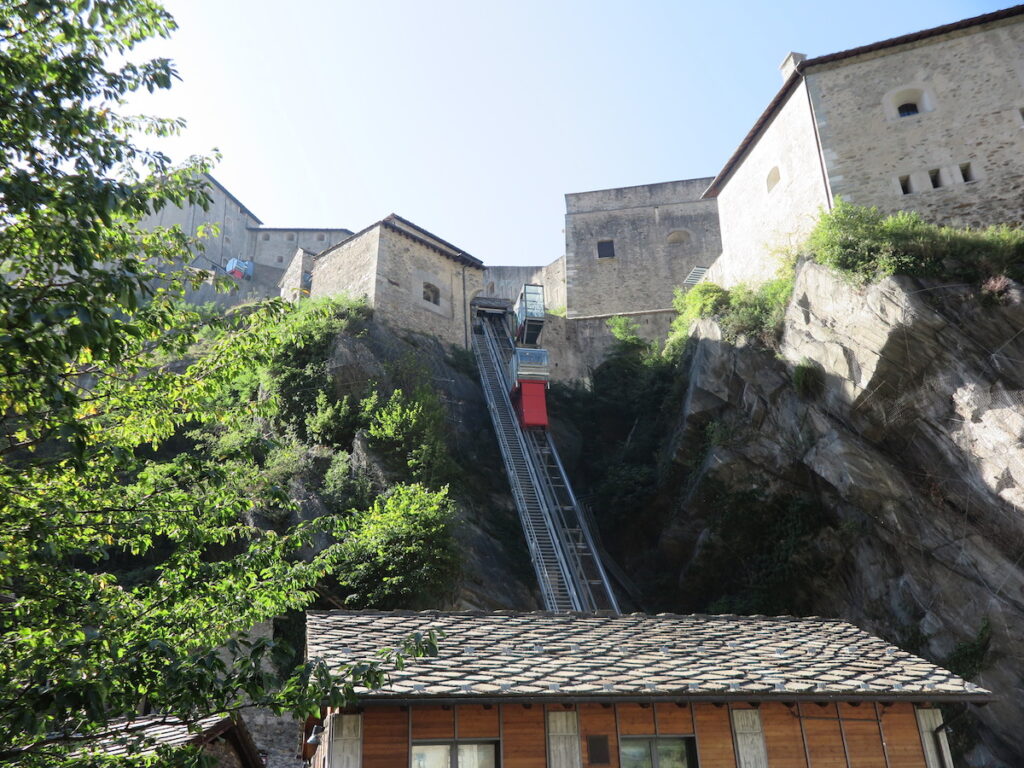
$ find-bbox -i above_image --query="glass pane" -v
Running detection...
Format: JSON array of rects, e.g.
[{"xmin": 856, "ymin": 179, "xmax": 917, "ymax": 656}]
[
  {"xmin": 620, "ymin": 739, "xmax": 653, "ymax": 768},
  {"xmin": 457, "ymin": 744, "xmax": 496, "ymax": 768},
  {"xmin": 656, "ymin": 740, "xmax": 688, "ymax": 768},
  {"xmin": 412, "ymin": 744, "xmax": 450, "ymax": 768}
]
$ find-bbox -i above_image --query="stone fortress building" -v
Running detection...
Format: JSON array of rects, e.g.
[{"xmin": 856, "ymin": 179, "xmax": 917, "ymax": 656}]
[{"xmin": 150, "ymin": 6, "xmax": 1024, "ymax": 376}]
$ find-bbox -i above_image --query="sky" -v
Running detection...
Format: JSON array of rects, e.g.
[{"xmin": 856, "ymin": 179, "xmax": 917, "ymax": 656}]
[{"xmin": 131, "ymin": 0, "xmax": 1007, "ymax": 267}]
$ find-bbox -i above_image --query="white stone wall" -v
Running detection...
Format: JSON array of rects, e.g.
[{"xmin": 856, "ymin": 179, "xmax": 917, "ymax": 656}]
[
  {"xmin": 372, "ymin": 226, "xmax": 484, "ymax": 349},
  {"xmin": 809, "ymin": 17, "xmax": 1024, "ymax": 229},
  {"xmin": 709, "ymin": 79, "xmax": 830, "ymax": 288},
  {"xmin": 309, "ymin": 229, "xmax": 380, "ymax": 305},
  {"xmin": 482, "ymin": 265, "xmax": 547, "ymax": 302},
  {"xmin": 564, "ymin": 179, "xmax": 721, "ymax": 317},
  {"xmin": 252, "ymin": 228, "xmax": 352, "ymax": 269},
  {"xmin": 139, "ymin": 175, "xmax": 260, "ymax": 272},
  {"xmin": 279, "ymin": 249, "xmax": 314, "ymax": 303}
]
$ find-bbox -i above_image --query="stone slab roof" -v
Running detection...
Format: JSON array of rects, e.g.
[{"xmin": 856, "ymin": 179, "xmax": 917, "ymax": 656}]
[
  {"xmin": 88, "ymin": 714, "xmax": 264, "ymax": 767},
  {"xmin": 306, "ymin": 610, "xmax": 992, "ymax": 703}
]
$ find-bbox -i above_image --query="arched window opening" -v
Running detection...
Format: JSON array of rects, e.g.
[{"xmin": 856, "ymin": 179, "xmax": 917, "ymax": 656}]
[
  {"xmin": 666, "ymin": 230, "xmax": 691, "ymax": 245},
  {"xmin": 766, "ymin": 166, "xmax": 781, "ymax": 193},
  {"xmin": 422, "ymin": 282, "xmax": 440, "ymax": 305},
  {"xmin": 884, "ymin": 86, "xmax": 935, "ymax": 120}
]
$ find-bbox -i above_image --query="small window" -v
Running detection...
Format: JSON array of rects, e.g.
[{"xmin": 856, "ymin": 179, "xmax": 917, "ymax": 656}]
[
  {"xmin": 732, "ymin": 710, "xmax": 768, "ymax": 768},
  {"xmin": 286, "ymin": 233, "xmax": 295, "ymax": 241},
  {"xmin": 547, "ymin": 711, "xmax": 582, "ymax": 768},
  {"xmin": 960, "ymin": 162, "xmax": 975, "ymax": 183},
  {"xmin": 262, "ymin": 233, "xmax": 270, "ymax": 241},
  {"xmin": 916, "ymin": 708, "xmax": 953, "ymax": 768},
  {"xmin": 411, "ymin": 742, "xmax": 497, "ymax": 768},
  {"xmin": 766, "ymin": 166, "xmax": 781, "ymax": 192},
  {"xmin": 899, "ymin": 175, "xmax": 912, "ymax": 195},
  {"xmin": 898, "ymin": 102, "xmax": 919, "ymax": 117},
  {"xmin": 586, "ymin": 736, "xmax": 611, "ymax": 765},
  {"xmin": 929, "ymin": 169, "xmax": 942, "ymax": 189},
  {"xmin": 597, "ymin": 240, "xmax": 615, "ymax": 259},
  {"xmin": 317, "ymin": 233, "xmax": 326, "ymax": 241},
  {"xmin": 329, "ymin": 714, "xmax": 361, "ymax": 768},
  {"xmin": 619, "ymin": 738, "xmax": 698, "ymax": 768},
  {"xmin": 277, "ymin": 255, "xmax": 284, "ymax": 263},
  {"xmin": 666, "ymin": 230, "xmax": 691, "ymax": 245},
  {"xmin": 423, "ymin": 282, "xmax": 440, "ymax": 305}
]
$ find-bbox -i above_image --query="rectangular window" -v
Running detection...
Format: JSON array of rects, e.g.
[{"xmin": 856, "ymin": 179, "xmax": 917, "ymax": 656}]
[
  {"xmin": 597, "ymin": 240, "xmax": 616, "ymax": 259},
  {"xmin": 929, "ymin": 169, "xmax": 942, "ymax": 189},
  {"xmin": 899, "ymin": 175, "xmax": 912, "ymax": 195},
  {"xmin": 960, "ymin": 162, "xmax": 975, "ymax": 183},
  {"xmin": 731, "ymin": 710, "xmax": 767, "ymax": 768},
  {"xmin": 619, "ymin": 738, "xmax": 698, "ymax": 768},
  {"xmin": 329, "ymin": 714, "xmax": 362, "ymax": 768},
  {"xmin": 410, "ymin": 742, "xmax": 497, "ymax": 768},
  {"xmin": 916, "ymin": 708, "xmax": 953, "ymax": 768},
  {"xmin": 587, "ymin": 735, "xmax": 611, "ymax": 765},
  {"xmin": 547, "ymin": 711, "xmax": 582, "ymax": 768}
]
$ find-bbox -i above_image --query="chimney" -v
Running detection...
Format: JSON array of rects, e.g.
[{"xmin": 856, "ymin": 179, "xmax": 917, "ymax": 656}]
[{"xmin": 779, "ymin": 51, "xmax": 806, "ymax": 81}]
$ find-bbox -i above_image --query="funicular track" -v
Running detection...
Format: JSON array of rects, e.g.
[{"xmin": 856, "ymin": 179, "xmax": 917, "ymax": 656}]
[{"xmin": 472, "ymin": 311, "xmax": 619, "ymax": 613}]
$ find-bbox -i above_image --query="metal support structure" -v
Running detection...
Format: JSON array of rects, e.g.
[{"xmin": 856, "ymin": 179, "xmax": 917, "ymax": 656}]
[{"xmin": 472, "ymin": 312, "xmax": 619, "ymax": 613}]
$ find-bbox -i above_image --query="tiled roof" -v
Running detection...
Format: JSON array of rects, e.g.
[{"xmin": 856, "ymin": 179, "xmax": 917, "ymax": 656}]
[
  {"xmin": 306, "ymin": 611, "xmax": 992, "ymax": 703},
  {"xmin": 87, "ymin": 714, "xmax": 230, "ymax": 756}
]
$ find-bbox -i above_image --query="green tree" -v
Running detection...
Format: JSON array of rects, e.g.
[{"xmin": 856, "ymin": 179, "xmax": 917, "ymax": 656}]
[{"xmin": 0, "ymin": 3, "xmax": 430, "ymax": 765}]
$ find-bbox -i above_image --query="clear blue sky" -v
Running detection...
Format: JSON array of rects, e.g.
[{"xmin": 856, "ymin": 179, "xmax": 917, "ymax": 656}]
[{"xmin": 134, "ymin": 0, "xmax": 1005, "ymax": 266}]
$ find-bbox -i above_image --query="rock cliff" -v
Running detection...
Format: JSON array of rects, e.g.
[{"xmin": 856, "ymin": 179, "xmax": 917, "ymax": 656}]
[{"xmin": 660, "ymin": 262, "xmax": 1023, "ymax": 765}]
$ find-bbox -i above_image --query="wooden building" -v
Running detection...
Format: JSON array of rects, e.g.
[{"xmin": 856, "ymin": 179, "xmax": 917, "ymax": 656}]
[{"xmin": 304, "ymin": 611, "xmax": 992, "ymax": 768}]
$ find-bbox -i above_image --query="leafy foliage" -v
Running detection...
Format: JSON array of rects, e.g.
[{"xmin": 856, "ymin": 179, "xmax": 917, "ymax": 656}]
[
  {"xmin": 364, "ymin": 387, "xmax": 456, "ymax": 487},
  {"xmin": 684, "ymin": 486, "xmax": 830, "ymax": 615},
  {"xmin": 665, "ymin": 272, "xmax": 794, "ymax": 354},
  {"xmin": 335, "ymin": 484, "xmax": 458, "ymax": 608},
  {"xmin": 792, "ymin": 357, "xmax": 825, "ymax": 399},
  {"xmin": 0, "ymin": 4, "xmax": 431, "ymax": 766},
  {"xmin": 806, "ymin": 198, "xmax": 1024, "ymax": 284}
]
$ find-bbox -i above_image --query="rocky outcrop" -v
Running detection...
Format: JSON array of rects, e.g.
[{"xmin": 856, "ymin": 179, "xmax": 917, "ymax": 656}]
[{"xmin": 664, "ymin": 262, "xmax": 1024, "ymax": 765}]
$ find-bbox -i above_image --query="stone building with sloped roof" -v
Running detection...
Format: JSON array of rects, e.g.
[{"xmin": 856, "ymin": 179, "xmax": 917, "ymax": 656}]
[
  {"xmin": 302, "ymin": 610, "xmax": 989, "ymax": 768},
  {"xmin": 703, "ymin": 5, "xmax": 1024, "ymax": 288},
  {"xmin": 303, "ymin": 214, "xmax": 485, "ymax": 349}
]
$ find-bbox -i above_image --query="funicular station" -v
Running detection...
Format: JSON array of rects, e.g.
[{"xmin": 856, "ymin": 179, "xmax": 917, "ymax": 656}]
[{"xmin": 471, "ymin": 285, "xmax": 619, "ymax": 613}]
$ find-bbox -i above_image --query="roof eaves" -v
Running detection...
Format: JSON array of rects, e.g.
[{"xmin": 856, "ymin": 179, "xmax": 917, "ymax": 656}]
[
  {"xmin": 381, "ymin": 214, "xmax": 484, "ymax": 269},
  {"xmin": 203, "ymin": 173, "xmax": 263, "ymax": 225}
]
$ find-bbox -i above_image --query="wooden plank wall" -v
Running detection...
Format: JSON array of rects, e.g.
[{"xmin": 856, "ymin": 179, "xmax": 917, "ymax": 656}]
[
  {"xmin": 349, "ymin": 700, "xmax": 930, "ymax": 768},
  {"xmin": 362, "ymin": 708, "xmax": 408, "ymax": 768}
]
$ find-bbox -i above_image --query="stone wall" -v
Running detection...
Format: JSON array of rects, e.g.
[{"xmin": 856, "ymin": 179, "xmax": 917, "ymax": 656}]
[
  {"xmin": 809, "ymin": 15, "xmax": 1024, "ymax": 229},
  {"xmin": 541, "ymin": 309, "xmax": 675, "ymax": 382},
  {"xmin": 252, "ymin": 228, "xmax": 352, "ymax": 269},
  {"xmin": 709, "ymin": 80, "xmax": 829, "ymax": 288},
  {"xmin": 279, "ymin": 249, "xmax": 315, "ymax": 303},
  {"xmin": 372, "ymin": 226, "xmax": 485, "ymax": 349},
  {"xmin": 482, "ymin": 265, "xmax": 546, "ymax": 302},
  {"xmin": 564, "ymin": 179, "xmax": 720, "ymax": 317},
  {"xmin": 309, "ymin": 228, "xmax": 380, "ymax": 305}
]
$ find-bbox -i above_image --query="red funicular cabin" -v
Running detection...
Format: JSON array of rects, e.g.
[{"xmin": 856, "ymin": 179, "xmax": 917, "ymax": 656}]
[{"xmin": 511, "ymin": 285, "xmax": 550, "ymax": 429}]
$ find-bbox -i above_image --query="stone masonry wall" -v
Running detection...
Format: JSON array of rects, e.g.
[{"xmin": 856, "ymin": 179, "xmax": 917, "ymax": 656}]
[
  {"xmin": 709, "ymin": 79, "xmax": 830, "ymax": 288},
  {"xmin": 372, "ymin": 226, "xmax": 485, "ymax": 349},
  {"xmin": 279, "ymin": 249, "xmax": 314, "ymax": 303},
  {"xmin": 809, "ymin": 16, "xmax": 1024, "ymax": 229},
  {"xmin": 482, "ymin": 265, "xmax": 546, "ymax": 302},
  {"xmin": 252, "ymin": 228, "xmax": 352, "ymax": 269},
  {"xmin": 541, "ymin": 309, "xmax": 675, "ymax": 382},
  {"xmin": 309, "ymin": 228, "xmax": 380, "ymax": 305},
  {"xmin": 565, "ymin": 179, "xmax": 720, "ymax": 317}
]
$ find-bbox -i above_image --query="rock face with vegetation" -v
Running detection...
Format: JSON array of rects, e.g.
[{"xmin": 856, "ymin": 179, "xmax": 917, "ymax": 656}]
[{"xmin": 554, "ymin": 205, "xmax": 1024, "ymax": 766}]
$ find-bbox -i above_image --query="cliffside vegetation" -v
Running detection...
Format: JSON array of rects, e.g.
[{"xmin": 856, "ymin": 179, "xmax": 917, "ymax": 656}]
[{"xmin": 0, "ymin": 4, "xmax": 452, "ymax": 765}]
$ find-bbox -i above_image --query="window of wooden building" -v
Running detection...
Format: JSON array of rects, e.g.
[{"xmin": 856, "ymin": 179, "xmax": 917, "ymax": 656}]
[
  {"xmin": 619, "ymin": 737, "xmax": 698, "ymax": 768},
  {"xmin": 410, "ymin": 742, "xmax": 498, "ymax": 768},
  {"xmin": 547, "ymin": 710, "xmax": 582, "ymax": 768},
  {"xmin": 329, "ymin": 714, "xmax": 362, "ymax": 768}
]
